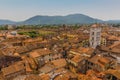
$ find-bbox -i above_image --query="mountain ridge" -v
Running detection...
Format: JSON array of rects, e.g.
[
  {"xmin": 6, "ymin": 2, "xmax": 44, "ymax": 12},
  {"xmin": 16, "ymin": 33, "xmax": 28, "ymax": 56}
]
[
  {"xmin": 0, "ymin": 14, "xmax": 120, "ymax": 25},
  {"xmin": 19, "ymin": 14, "xmax": 103, "ymax": 25},
  {"xmin": 0, "ymin": 19, "xmax": 16, "ymax": 25}
]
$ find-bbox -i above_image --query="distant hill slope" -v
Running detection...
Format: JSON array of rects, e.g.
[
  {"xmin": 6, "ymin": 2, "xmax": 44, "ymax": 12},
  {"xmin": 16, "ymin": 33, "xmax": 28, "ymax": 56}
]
[
  {"xmin": 0, "ymin": 20, "xmax": 16, "ymax": 25},
  {"xmin": 20, "ymin": 14, "xmax": 103, "ymax": 25},
  {"xmin": 106, "ymin": 20, "xmax": 120, "ymax": 24},
  {"xmin": 1, "ymin": 14, "xmax": 120, "ymax": 25}
]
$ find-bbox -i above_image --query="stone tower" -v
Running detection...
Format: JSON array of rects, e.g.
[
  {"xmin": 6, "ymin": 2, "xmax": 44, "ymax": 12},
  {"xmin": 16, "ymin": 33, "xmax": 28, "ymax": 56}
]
[{"xmin": 89, "ymin": 24, "xmax": 101, "ymax": 49}]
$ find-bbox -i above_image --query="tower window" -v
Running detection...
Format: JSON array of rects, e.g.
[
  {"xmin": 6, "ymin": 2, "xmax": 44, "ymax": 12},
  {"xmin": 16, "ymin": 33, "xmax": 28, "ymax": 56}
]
[
  {"xmin": 97, "ymin": 32, "xmax": 100, "ymax": 36},
  {"xmin": 92, "ymin": 37, "xmax": 94, "ymax": 41}
]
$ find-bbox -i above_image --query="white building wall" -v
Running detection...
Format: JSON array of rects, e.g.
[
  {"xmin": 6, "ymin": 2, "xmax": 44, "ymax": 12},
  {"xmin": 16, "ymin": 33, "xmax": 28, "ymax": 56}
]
[{"xmin": 90, "ymin": 27, "xmax": 101, "ymax": 49}]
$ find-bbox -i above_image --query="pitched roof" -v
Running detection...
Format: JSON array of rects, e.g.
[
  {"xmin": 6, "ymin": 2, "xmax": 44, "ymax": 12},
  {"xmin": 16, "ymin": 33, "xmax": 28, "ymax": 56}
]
[
  {"xmin": 51, "ymin": 59, "xmax": 67, "ymax": 68},
  {"xmin": 54, "ymin": 70, "xmax": 77, "ymax": 80},
  {"xmin": 39, "ymin": 74, "xmax": 50, "ymax": 80},
  {"xmin": 107, "ymin": 35, "xmax": 120, "ymax": 41},
  {"xmin": 2, "ymin": 61, "xmax": 25, "ymax": 76},
  {"xmin": 39, "ymin": 63, "xmax": 55, "ymax": 73},
  {"xmin": 109, "ymin": 41, "xmax": 120, "ymax": 49},
  {"xmin": 29, "ymin": 48, "xmax": 51, "ymax": 58},
  {"xmin": 101, "ymin": 44, "xmax": 120, "ymax": 54},
  {"xmin": 25, "ymin": 75, "xmax": 41, "ymax": 80},
  {"xmin": 88, "ymin": 54, "xmax": 111, "ymax": 67},
  {"xmin": 104, "ymin": 69, "xmax": 120, "ymax": 79},
  {"xmin": 71, "ymin": 55, "xmax": 85, "ymax": 63},
  {"xmin": 70, "ymin": 47, "xmax": 94, "ymax": 57}
]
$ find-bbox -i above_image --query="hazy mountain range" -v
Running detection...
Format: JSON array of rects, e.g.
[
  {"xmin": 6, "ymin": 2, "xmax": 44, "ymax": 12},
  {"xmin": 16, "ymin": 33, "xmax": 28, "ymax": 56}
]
[
  {"xmin": 0, "ymin": 20, "xmax": 16, "ymax": 25},
  {"xmin": 0, "ymin": 14, "xmax": 120, "ymax": 25}
]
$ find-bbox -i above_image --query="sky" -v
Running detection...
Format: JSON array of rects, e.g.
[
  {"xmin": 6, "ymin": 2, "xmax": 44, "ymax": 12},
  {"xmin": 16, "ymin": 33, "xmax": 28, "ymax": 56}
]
[{"xmin": 0, "ymin": 0, "xmax": 120, "ymax": 21}]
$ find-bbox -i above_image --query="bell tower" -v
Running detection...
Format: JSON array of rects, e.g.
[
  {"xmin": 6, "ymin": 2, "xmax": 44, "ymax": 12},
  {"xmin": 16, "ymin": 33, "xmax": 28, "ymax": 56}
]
[{"xmin": 89, "ymin": 24, "xmax": 101, "ymax": 49}]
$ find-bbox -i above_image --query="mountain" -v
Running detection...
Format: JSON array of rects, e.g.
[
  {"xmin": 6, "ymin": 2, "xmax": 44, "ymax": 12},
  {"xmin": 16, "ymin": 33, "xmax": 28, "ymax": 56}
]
[
  {"xmin": 1, "ymin": 14, "xmax": 120, "ymax": 25},
  {"xmin": 0, "ymin": 20, "xmax": 16, "ymax": 25},
  {"xmin": 106, "ymin": 20, "xmax": 120, "ymax": 24},
  {"xmin": 20, "ymin": 14, "xmax": 103, "ymax": 25}
]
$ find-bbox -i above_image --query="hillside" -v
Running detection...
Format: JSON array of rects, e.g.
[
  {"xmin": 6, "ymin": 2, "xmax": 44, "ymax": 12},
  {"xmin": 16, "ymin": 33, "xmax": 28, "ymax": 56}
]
[
  {"xmin": 0, "ymin": 20, "xmax": 16, "ymax": 25},
  {"xmin": 20, "ymin": 14, "xmax": 103, "ymax": 25},
  {"xmin": 1, "ymin": 14, "xmax": 120, "ymax": 25}
]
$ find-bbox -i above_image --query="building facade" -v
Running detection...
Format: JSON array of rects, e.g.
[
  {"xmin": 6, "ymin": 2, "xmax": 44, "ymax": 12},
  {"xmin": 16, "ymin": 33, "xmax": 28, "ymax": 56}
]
[{"xmin": 89, "ymin": 24, "xmax": 101, "ymax": 48}]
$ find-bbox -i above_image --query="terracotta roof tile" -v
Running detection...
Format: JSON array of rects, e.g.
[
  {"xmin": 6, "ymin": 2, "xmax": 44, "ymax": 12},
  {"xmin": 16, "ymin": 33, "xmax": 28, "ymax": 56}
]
[
  {"xmin": 2, "ymin": 61, "xmax": 25, "ymax": 76},
  {"xmin": 104, "ymin": 69, "xmax": 120, "ymax": 79},
  {"xmin": 29, "ymin": 48, "xmax": 51, "ymax": 58},
  {"xmin": 51, "ymin": 59, "xmax": 67, "ymax": 68}
]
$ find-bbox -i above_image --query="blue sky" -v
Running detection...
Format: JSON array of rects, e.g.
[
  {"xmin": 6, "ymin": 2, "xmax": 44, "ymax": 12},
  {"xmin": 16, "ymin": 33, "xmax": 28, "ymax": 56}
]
[{"xmin": 0, "ymin": 0, "xmax": 120, "ymax": 21}]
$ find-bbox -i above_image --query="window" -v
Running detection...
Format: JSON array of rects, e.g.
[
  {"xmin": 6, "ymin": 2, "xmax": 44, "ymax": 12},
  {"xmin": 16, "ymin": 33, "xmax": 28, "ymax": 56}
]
[
  {"xmin": 97, "ymin": 37, "xmax": 100, "ymax": 41},
  {"xmin": 92, "ymin": 37, "xmax": 94, "ymax": 41},
  {"xmin": 91, "ymin": 62, "xmax": 94, "ymax": 66},
  {"xmin": 97, "ymin": 32, "xmax": 100, "ymax": 36},
  {"xmin": 49, "ymin": 59, "xmax": 51, "ymax": 61},
  {"xmin": 92, "ymin": 42, "xmax": 94, "ymax": 46}
]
